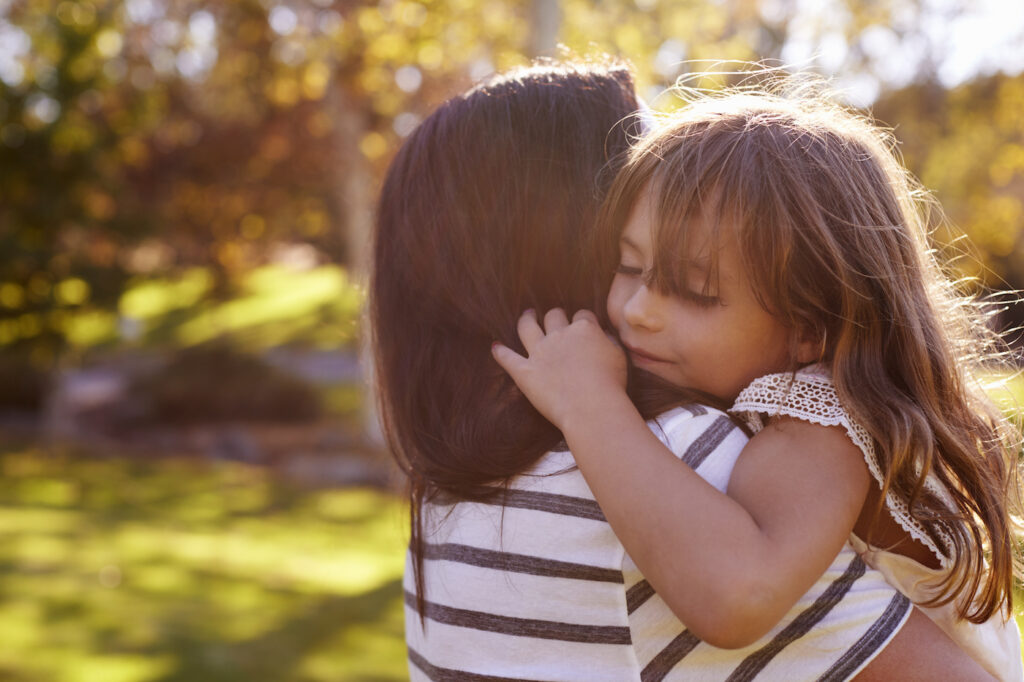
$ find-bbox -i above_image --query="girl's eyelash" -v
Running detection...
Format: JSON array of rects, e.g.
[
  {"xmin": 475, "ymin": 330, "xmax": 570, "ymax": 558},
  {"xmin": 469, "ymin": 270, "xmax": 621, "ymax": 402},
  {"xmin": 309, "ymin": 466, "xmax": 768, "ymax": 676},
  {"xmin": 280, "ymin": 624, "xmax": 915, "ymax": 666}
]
[
  {"xmin": 681, "ymin": 289, "xmax": 720, "ymax": 307},
  {"xmin": 616, "ymin": 264, "xmax": 720, "ymax": 306}
]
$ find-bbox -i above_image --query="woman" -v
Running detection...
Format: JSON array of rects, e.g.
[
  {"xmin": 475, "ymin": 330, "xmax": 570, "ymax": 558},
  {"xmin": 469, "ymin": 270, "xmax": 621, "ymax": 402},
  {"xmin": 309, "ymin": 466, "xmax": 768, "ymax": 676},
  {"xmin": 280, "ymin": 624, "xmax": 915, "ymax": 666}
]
[{"xmin": 370, "ymin": 59, "xmax": 991, "ymax": 680}]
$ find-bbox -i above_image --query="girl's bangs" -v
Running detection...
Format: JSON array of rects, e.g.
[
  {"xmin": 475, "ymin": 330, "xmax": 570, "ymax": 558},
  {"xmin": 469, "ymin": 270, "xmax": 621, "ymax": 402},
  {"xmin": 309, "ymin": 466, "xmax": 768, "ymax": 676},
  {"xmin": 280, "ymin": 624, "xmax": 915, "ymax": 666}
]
[{"xmin": 646, "ymin": 152, "xmax": 741, "ymax": 300}]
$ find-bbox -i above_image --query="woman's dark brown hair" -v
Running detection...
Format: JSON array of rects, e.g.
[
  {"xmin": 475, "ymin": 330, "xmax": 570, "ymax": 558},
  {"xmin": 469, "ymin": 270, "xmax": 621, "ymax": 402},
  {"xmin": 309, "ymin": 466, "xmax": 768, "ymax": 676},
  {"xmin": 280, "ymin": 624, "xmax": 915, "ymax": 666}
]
[{"xmin": 371, "ymin": 59, "xmax": 644, "ymax": 611}]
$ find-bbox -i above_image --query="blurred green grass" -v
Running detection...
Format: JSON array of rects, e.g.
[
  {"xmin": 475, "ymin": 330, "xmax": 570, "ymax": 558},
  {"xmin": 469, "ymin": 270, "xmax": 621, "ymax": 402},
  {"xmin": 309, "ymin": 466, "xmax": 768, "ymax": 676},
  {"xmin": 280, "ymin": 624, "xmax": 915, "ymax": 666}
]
[
  {"xmin": 62, "ymin": 265, "xmax": 364, "ymax": 351},
  {"xmin": 0, "ymin": 448, "xmax": 408, "ymax": 682}
]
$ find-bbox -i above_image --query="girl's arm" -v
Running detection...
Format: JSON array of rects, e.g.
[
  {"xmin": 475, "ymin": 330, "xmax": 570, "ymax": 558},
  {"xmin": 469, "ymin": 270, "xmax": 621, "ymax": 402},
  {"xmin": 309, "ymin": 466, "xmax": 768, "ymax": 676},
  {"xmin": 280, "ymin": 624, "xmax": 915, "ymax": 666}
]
[{"xmin": 493, "ymin": 309, "xmax": 870, "ymax": 648}]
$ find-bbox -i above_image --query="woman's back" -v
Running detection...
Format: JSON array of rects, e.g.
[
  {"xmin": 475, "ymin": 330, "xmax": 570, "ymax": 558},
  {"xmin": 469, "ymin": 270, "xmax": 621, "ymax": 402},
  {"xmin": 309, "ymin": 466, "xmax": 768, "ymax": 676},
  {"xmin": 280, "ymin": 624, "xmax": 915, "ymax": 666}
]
[{"xmin": 406, "ymin": 446, "xmax": 631, "ymax": 679}]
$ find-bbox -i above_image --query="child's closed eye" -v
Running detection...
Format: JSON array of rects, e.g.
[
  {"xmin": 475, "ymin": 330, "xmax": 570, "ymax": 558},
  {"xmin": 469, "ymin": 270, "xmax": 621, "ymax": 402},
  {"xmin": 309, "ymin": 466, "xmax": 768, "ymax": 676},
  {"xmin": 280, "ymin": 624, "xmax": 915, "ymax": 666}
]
[
  {"xmin": 615, "ymin": 264, "xmax": 644, "ymax": 277},
  {"xmin": 680, "ymin": 289, "xmax": 721, "ymax": 307}
]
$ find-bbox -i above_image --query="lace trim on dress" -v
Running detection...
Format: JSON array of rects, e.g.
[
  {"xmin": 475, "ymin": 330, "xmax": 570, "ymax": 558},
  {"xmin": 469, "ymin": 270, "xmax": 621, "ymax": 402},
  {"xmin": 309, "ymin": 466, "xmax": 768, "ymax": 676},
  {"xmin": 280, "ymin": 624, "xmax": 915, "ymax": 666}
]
[{"xmin": 729, "ymin": 365, "xmax": 953, "ymax": 568}]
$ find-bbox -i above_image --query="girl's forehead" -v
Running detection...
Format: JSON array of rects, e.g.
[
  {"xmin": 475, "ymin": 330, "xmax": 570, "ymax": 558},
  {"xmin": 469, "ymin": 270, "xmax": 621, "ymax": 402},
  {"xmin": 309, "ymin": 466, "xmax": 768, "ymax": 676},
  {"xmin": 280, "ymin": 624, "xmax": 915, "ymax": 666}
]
[
  {"xmin": 637, "ymin": 180, "xmax": 749, "ymax": 289},
  {"xmin": 618, "ymin": 185, "xmax": 661, "ymax": 244},
  {"xmin": 643, "ymin": 187, "xmax": 723, "ymax": 255},
  {"xmin": 678, "ymin": 211, "xmax": 736, "ymax": 283}
]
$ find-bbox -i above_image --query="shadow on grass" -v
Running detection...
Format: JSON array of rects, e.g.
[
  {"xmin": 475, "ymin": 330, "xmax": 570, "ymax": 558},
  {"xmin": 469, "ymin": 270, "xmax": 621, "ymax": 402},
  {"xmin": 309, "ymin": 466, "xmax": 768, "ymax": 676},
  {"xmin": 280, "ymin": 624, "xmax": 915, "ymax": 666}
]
[{"xmin": 153, "ymin": 578, "xmax": 406, "ymax": 682}]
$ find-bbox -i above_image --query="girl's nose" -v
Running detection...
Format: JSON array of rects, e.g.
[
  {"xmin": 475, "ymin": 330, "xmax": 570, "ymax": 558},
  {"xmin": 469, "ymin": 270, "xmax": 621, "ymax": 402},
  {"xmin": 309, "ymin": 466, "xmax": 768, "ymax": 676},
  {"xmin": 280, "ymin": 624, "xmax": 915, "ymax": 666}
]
[{"xmin": 623, "ymin": 284, "xmax": 662, "ymax": 331}]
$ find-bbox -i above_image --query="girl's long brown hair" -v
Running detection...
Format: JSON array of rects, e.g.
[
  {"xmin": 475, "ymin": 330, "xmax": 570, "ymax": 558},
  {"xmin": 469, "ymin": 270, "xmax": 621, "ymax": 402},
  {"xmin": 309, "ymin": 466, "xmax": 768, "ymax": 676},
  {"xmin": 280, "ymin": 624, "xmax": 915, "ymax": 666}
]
[
  {"xmin": 598, "ymin": 80, "xmax": 1022, "ymax": 623},
  {"xmin": 371, "ymin": 59, "xmax": 655, "ymax": 615}
]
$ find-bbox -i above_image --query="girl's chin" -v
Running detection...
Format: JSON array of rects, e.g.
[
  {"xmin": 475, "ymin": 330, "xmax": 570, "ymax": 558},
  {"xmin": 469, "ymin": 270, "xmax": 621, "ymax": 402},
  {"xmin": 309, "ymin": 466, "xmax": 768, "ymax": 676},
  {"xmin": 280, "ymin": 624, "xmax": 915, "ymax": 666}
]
[{"xmin": 630, "ymin": 361, "xmax": 684, "ymax": 387}]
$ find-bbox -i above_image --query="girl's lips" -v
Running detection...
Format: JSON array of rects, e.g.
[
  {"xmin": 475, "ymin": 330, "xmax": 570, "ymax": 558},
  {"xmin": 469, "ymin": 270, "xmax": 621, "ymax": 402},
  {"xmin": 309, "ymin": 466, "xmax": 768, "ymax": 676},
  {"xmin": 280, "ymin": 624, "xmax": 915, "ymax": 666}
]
[{"xmin": 625, "ymin": 343, "xmax": 669, "ymax": 364}]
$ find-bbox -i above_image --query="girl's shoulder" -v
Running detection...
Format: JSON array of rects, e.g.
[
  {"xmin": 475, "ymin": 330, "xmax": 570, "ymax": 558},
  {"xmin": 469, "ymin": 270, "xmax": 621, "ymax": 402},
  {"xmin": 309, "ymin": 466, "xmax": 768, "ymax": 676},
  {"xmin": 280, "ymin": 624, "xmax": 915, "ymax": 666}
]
[
  {"xmin": 729, "ymin": 365, "xmax": 955, "ymax": 568},
  {"xmin": 728, "ymin": 364, "xmax": 876, "ymax": 476}
]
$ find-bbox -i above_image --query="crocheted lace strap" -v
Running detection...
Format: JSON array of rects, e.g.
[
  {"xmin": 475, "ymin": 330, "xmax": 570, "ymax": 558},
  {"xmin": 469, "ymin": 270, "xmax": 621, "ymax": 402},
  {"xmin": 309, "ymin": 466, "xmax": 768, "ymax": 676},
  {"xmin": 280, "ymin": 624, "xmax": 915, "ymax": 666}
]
[{"xmin": 729, "ymin": 366, "xmax": 951, "ymax": 567}]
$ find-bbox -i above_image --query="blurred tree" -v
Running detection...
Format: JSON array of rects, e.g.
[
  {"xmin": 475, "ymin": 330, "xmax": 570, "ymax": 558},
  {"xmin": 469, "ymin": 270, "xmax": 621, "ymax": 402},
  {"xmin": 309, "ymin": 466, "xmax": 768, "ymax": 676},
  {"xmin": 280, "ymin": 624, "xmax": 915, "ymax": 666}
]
[
  {"xmin": 0, "ymin": 0, "xmax": 1019, "ymax": 361},
  {"xmin": 873, "ymin": 72, "xmax": 1024, "ymax": 332},
  {"xmin": 530, "ymin": 0, "xmax": 560, "ymax": 56},
  {"xmin": 0, "ymin": 0, "xmax": 523, "ymax": 357},
  {"xmin": 0, "ymin": 0, "xmax": 143, "ymax": 360}
]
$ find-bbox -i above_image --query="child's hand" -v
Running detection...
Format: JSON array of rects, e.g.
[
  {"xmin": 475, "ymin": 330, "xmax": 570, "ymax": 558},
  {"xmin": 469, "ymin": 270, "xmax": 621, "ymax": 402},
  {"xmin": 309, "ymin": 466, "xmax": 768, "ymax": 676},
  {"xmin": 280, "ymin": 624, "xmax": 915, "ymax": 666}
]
[{"xmin": 491, "ymin": 308, "xmax": 629, "ymax": 430}]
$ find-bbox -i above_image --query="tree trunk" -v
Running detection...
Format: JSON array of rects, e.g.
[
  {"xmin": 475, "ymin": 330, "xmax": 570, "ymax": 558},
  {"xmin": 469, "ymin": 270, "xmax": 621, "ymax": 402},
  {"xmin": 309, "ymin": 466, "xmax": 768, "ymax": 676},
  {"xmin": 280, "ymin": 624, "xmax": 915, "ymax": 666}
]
[
  {"xmin": 331, "ymin": 85, "xmax": 384, "ymax": 447},
  {"xmin": 530, "ymin": 0, "xmax": 561, "ymax": 57}
]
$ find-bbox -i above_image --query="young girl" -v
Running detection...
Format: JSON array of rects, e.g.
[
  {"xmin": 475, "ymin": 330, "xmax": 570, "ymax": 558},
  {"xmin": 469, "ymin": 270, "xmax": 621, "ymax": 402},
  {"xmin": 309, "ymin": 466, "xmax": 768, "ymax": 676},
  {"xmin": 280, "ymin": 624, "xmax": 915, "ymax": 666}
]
[{"xmin": 494, "ymin": 83, "xmax": 1023, "ymax": 679}]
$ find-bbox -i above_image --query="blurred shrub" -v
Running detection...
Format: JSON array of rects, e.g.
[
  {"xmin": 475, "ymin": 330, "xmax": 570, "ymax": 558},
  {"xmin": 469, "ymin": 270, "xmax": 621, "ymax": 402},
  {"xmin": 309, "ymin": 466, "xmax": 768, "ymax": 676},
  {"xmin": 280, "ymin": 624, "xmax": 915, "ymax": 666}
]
[
  {"xmin": 0, "ymin": 356, "xmax": 51, "ymax": 412},
  {"xmin": 131, "ymin": 343, "xmax": 322, "ymax": 424}
]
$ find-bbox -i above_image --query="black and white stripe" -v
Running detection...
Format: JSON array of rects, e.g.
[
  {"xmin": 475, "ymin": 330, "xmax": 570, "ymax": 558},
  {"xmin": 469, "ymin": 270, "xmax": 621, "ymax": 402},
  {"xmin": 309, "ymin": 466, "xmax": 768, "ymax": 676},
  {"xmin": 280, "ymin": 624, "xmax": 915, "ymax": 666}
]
[
  {"xmin": 680, "ymin": 414, "xmax": 737, "ymax": 469},
  {"xmin": 626, "ymin": 546, "xmax": 911, "ymax": 681},
  {"xmin": 640, "ymin": 630, "xmax": 702, "ymax": 682},
  {"xmin": 406, "ymin": 590, "xmax": 632, "ymax": 644},
  {"xmin": 817, "ymin": 592, "xmax": 913, "ymax": 681},
  {"xmin": 473, "ymin": 488, "xmax": 607, "ymax": 521},
  {"xmin": 723, "ymin": 555, "xmax": 868, "ymax": 681},
  {"xmin": 408, "ymin": 646, "xmax": 545, "ymax": 682},
  {"xmin": 424, "ymin": 542, "xmax": 624, "ymax": 583},
  {"xmin": 626, "ymin": 580, "xmax": 656, "ymax": 614}
]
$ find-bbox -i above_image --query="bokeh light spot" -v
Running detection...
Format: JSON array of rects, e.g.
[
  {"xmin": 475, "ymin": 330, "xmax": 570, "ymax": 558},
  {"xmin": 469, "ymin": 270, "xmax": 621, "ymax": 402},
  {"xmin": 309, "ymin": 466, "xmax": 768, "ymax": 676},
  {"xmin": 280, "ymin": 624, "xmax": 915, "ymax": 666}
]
[
  {"xmin": 240, "ymin": 214, "xmax": 266, "ymax": 240},
  {"xmin": 55, "ymin": 278, "xmax": 90, "ymax": 306},
  {"xmin": 394, "ymin": 65, "xmax": 422, "ymax": 93},
  {"xmin": 95, "ymin": 29, "xmax": 124, "ymax": 59},
  {"xmin": 269, "ymin": 6, "xmax": 298, "ymax": 36},
  {"xmin": 359, "ymin": 132, "xmax": 387, "ymax": 160}
]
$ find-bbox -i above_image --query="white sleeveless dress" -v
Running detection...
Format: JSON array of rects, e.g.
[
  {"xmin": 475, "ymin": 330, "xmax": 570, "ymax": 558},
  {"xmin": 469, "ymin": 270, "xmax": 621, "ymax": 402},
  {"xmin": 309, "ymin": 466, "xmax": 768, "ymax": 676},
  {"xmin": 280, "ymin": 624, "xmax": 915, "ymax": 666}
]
[{"xmin": 731, "ymin": 365, "xmax": 1023, "ymax": 682}]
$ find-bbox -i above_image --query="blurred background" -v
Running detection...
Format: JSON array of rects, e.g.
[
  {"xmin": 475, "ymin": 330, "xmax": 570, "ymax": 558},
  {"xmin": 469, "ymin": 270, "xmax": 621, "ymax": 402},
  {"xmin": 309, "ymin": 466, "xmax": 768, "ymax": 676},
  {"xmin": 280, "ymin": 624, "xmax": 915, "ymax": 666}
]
[{"xmin": 1, "ymin": 0, "xmax": 1023, "ymax": 680}]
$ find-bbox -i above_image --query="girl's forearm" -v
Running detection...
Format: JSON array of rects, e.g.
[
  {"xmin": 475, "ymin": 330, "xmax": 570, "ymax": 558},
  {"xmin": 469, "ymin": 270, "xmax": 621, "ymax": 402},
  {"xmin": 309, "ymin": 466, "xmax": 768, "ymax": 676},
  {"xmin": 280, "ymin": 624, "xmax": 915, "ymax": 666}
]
[
  {"xmin": 560, "ymin": 395, "xmax": 780, "ymax": 646},
  {"xmin": 560, "ymin": 395, "xmax": 845, "ymax": 648}
]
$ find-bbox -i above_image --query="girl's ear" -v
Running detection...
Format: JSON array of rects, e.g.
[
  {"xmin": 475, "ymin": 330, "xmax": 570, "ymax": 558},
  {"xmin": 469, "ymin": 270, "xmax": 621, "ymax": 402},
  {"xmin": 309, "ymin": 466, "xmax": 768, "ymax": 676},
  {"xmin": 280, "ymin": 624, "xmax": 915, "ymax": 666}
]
[{"xmin": 794, "ymin": 325, "xmax": 824, "ymax": 364}]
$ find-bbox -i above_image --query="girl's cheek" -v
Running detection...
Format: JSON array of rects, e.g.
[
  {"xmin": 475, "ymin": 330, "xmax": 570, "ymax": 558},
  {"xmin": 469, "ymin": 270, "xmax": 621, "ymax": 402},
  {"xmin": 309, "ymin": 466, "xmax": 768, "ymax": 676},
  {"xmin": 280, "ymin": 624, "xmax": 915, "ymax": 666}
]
[
  {"xmin": 606, "ymin": 283, "xmax": 626, "ymax": 330},
  {"xmin": 606, "ymin": 303, "xmax": 621, "ymax": 331}
]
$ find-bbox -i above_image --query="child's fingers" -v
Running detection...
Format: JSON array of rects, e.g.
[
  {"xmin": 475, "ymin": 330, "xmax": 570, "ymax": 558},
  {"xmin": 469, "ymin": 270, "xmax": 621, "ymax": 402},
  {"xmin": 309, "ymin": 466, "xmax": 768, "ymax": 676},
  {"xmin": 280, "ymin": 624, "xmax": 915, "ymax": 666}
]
[
  {"xmin": 571, "ymin": 309, "xmax": 599, "ymax": 326},
  {"xmin": 516, "ymin": 309, "xmax": 545, "ymax": 353},
  {"xmin": 491, "ymin": 342, "xmax": 528, "ymax": 378},
  {"xmin": 543, "ymin": 308, "xmax": 570, "ymax": 332}
]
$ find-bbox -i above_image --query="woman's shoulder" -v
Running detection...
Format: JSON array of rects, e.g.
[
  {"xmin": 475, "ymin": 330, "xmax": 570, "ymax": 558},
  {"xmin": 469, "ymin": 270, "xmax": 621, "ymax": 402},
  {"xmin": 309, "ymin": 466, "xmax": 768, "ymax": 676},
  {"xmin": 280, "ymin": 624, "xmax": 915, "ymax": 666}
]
[
  {"xmin": 650, "ymin": 403, "xmax": 749, "ymax": 493},
  {"xmin": 652, "ymin": 403, "xmax": 745, "ymax": 444},
  {"xmin": 520, "ymin": 447, "xmax": 580, "ymax": 478}
]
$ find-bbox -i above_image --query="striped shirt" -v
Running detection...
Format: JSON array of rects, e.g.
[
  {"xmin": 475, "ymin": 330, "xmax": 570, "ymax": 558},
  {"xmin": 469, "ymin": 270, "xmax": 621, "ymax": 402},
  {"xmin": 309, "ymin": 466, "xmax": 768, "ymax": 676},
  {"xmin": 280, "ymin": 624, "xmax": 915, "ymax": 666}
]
[{"xmin": 405, "ymin": 405, "xmax": 911, "ymax": 681}]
